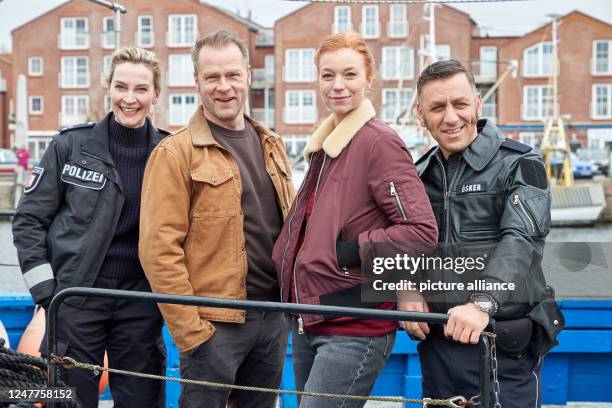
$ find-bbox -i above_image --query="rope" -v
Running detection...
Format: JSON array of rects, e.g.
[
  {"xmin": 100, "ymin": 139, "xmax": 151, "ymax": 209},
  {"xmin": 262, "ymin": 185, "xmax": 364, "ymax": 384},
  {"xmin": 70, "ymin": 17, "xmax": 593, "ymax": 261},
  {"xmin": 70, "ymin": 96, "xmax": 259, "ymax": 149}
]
[
  {"xmin": 52, "ymin": 355, "xmax": 474, "ymax": 407},
  {"xmin": 0, "ymin": 339, "xmax": 80, "ymax": 408}
]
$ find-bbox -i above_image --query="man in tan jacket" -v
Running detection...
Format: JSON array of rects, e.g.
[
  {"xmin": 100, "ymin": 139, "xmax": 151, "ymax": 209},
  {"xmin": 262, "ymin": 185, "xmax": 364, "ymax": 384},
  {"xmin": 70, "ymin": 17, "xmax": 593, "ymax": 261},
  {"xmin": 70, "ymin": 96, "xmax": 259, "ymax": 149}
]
[{"xmin": 139, "ymin": 30, "xmax": 294, "ymax": 408}]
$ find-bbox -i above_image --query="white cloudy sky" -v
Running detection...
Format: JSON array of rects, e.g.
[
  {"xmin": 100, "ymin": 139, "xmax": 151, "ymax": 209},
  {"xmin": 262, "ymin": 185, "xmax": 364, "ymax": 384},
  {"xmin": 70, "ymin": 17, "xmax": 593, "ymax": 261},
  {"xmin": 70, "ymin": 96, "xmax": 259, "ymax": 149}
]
[{"xmin": 1, "ymin": 0, "xmax": 611, "ymax": 52}]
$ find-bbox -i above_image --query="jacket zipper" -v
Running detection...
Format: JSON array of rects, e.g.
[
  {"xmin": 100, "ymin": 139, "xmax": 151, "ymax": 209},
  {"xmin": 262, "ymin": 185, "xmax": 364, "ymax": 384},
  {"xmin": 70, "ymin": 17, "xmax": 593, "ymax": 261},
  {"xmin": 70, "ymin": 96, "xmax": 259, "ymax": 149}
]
[
  {"xmin": 389, "ymin": 181, "xmax": 408, "ymax": 221},
  {"xmin": 279, "ymin": 153, "xmax": 327, "ymax": 335},
  {"xmin": 435, "ymin": 155, "xmax": 450, "ymax": 244},
  {"xmin": 513, "ymin": 194, "xmax": 535, "ymax": 233}
]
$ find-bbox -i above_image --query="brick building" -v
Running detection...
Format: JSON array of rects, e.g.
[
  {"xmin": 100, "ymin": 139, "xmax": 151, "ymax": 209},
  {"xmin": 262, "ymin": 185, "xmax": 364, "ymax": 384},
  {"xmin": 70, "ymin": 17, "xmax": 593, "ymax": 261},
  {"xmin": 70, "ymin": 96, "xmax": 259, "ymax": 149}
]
[
  {"xmin": 274, "ymin": 2, "xmax": 476, "ymax": 159},
  {"xmin": 11, "ymin": 0, "xmax": 272, "ymax": 159},
  {"xmin": 0, "ymin": 54, "xmax": 12, "ymax": 148}
]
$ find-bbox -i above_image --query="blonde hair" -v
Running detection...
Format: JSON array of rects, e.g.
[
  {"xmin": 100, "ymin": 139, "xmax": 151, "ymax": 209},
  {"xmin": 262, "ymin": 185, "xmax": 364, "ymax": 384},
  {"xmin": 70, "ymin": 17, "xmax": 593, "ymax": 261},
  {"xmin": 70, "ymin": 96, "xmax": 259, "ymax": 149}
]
[
  {"xmin": 102, "ymin": 47, "xmax": 162, "ymax": 91},
  {"xmin": 315, "ymin": 32, "xmax": 376, "ymax": 82}
]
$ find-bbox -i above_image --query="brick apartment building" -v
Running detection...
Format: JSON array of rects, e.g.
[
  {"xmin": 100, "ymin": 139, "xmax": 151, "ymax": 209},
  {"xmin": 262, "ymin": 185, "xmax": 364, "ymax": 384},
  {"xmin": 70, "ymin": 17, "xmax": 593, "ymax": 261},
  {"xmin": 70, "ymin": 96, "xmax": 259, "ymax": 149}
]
[
  {"xmin": 8, "ymin": 2, "xmax": 612, "ymax": 162},
  {"xmin": 274, "ymin": 2, "xmax": 476, "ymax": 159},
  {"xmin": 10, "ymin": 0, "xmax": 273, "ymax": 159},
  {"xmin": 0, "ymin": 54, "xmax": 11, "ymax": 148}
]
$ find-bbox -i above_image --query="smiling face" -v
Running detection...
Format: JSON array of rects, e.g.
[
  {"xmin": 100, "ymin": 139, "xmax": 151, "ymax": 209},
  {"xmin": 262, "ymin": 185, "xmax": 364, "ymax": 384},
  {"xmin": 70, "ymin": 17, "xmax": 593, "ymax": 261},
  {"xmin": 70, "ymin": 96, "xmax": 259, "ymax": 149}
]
[
  {"xmin": 108, "ymin": 62, "xmax": 159, "ymax": 128},
  {"xmin": 194, "ymin": 43, "xmax": 250, "ymax": 130},
  {"xmin": 318, "ymin": 48, "xmax": 371, "ymax": 124},
  {"xmin": 417, "ymin": 72, "xmax": 482, "ymax": 159}
]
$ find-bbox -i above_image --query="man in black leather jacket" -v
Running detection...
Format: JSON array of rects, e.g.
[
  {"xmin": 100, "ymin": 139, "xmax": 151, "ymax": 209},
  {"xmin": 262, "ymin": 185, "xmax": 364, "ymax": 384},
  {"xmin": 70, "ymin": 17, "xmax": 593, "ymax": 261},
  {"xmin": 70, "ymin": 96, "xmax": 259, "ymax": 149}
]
[{"xmin": 402, "ymin": 60, "xmax": 564, "ymax": 407}]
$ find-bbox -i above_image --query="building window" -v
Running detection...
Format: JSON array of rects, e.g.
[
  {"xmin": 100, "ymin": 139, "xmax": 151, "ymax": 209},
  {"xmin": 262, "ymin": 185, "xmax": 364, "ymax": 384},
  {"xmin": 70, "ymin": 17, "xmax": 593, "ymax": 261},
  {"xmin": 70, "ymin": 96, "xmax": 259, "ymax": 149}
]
[
  {"xmin": 169, "ymin": 94, "xmax": 197, "ymax": 125},
  {"xmin": 61, "ymin": 95, "xmax": 89, "ymax": 125},
  {"xmin": 168, "ymin": 54, "xmax": 194, "ymax": 87},
  {"xmin": 518, "ymin": 132, "xmax": 543, "ymax": 149},
  {"xmin": 333, "ymin": 6, "xmax": 352, "ymax": 34},
  {"xmin": 382, "ymin": 89, "xmax": 412, "ymax": 123},
  {"xmin": 137, "ymin": 16, "xmax": 154, "ymax": 48},
  {"xmin": 59, "ymin": 17, "xmax": 89, "ymax": 49},
  {"xmin": 361, "ymin": 6, "xmax": 379, "ymax": 38},
  {"xmin": 522, "ymin": 85, "xmax": 553, "ymax": 120},
  {"xmin": 28, "ymin": 57, "xmax": 43, "ymax": 76},
  {"xmin": 167, "ymin": 14, "xmax": 197, "ymax": 47},
  {"xmin": 101, "ymin": 16, "xmax": 116, "ymax": 49},
  {"xmin": 523, "ymin": 42, "xmax": 552, "ymax": 77},
  {"xmin": 593, "ymin": 40, "xmax": 612, "ymax": 75},
  {"xmin": 104, "ymin": 95, "xmax": 111, "ymax": 112},
  {"xmin": 284, "ymin": 49, "xmax": 316, "ymax": 83},
  {"xmin": 388, "ymin": 4, "xmax": 408, "ymax": 38},
  {"xmin": 283, "ymin": 90, "xmax": 316, "ymax": 124},
  {"xmin": 60, "ymin": 57, "xmax": 89, "ymax": 88},
  {"xmin": 381, "ymin": 46, "xmax": 414, "ymax": 80},
  {"xmin": 592, "ymin": 84, "xmax": 612, "ymax": 119},
  {"xmin": 283, "ymin": 135, "xmax": 309, "ymax": 161},
  {"xmin": 102, "ymin": 55, "xmax": 112, "ymax": 77},
  {"xmin": 436, "ymin": 45, "xmax": 451, "ymax": 61},
  {"xmin": 29, "ymin": 96, "xmax": 43, "ymax": 114}
]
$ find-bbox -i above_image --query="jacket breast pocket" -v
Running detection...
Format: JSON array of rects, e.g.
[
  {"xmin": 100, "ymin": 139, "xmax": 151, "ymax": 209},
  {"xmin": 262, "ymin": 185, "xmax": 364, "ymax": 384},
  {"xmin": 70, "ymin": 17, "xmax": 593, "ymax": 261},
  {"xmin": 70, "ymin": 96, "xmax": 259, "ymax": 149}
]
[{"xmin": 191, "ymin": 167, "xmax": 237, "ymax": 218}]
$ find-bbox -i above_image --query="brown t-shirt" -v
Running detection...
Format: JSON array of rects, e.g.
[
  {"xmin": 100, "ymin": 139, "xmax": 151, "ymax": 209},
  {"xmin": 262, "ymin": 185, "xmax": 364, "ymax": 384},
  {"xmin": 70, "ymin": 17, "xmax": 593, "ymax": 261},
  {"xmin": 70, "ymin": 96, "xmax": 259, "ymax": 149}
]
[{"xmin": 208, "ymin": 120, "xmax": 283, "ymax": 301}]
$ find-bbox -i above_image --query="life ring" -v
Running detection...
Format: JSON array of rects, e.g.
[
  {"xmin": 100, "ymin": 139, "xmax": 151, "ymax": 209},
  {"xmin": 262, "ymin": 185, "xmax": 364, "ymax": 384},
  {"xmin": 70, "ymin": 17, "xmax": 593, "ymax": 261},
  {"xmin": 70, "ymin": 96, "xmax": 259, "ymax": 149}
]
[{"xmin": 17, "ymin": 307, "xmax": 109, "ymax": 394}]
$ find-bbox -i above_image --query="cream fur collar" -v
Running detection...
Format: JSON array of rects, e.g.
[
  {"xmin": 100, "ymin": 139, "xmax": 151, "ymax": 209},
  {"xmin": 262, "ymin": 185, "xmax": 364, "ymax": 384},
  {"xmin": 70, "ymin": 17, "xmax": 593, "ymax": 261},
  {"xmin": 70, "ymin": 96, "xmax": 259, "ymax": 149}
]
[{"xmin": 303, "ymin": 99, "xmax": 376, "ymax": 162}]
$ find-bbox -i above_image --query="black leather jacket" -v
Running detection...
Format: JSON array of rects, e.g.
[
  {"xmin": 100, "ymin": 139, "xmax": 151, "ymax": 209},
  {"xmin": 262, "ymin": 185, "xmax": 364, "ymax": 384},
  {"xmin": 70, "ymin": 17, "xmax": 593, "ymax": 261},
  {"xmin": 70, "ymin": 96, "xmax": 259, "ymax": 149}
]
[
  {"xmin": 416, "ymin": 119, "xmax": 563, "ymax": 354},
  {"xmin": 12, "ymin": 113, "xmax": 168, "ymax": 308}
]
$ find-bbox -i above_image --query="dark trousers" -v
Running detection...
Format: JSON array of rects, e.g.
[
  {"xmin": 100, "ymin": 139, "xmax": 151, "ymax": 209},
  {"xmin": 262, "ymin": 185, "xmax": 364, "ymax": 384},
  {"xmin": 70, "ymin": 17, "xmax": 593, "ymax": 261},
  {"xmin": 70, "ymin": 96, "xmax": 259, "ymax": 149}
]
[
  {"xmin": 42, "ymin": 277, "xmax": 165, "ymax": 408},
  {"xmin": 418, "ymin": 327, "xmax": 542, "ymax": 408},
  {"xmin": 179, "ymin": 311, "xmax": 289, "ymax": 408}
]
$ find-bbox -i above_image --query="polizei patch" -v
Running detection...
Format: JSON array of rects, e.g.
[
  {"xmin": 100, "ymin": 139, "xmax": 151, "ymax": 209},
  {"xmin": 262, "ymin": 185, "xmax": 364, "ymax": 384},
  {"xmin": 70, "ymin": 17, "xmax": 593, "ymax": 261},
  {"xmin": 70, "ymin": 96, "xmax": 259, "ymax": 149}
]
[
  {"xmin": 24, "ymin": 167, "xmax": 45, "ymax": 194},
  {"xmin": 456, "ymin": 182, "xmax": 487, "ymax": 194},
  {"xmin": 61, "ymin": 164, "xmax": 106, "ymax": 190}
]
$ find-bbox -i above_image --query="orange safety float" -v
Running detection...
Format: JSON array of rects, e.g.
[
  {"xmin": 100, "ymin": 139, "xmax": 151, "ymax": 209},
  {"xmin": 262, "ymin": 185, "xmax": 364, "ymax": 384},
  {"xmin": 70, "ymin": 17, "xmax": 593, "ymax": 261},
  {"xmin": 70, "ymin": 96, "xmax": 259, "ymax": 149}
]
[{"xmin": 17, "ymin": 307, "xmax": 109, "ymax": 394}]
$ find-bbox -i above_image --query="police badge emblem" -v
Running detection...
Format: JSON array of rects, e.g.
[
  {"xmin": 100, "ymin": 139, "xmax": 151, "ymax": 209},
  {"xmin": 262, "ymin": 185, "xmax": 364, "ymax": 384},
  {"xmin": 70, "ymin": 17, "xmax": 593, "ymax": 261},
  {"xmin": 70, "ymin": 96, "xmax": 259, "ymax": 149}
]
[{"xmin": 24, "ymin": 167, "xmax": 45, "ymax": 194}]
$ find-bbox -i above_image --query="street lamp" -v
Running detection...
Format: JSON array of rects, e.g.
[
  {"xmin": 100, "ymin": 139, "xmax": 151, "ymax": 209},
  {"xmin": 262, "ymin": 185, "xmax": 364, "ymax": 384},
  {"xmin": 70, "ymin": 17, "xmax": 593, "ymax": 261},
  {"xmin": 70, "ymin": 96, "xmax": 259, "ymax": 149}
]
[{"xmin": 88, "ymin": 0, "xmax": 127, "ymax": 49}]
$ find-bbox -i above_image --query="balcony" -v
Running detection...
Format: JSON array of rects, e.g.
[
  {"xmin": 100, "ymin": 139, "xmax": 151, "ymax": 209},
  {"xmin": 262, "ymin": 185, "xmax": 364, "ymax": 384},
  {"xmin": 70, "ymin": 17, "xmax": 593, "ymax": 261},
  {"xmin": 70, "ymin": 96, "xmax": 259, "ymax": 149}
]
[
  {"xmin": 387, "ymin": 22, "xmax": 408, "ymax": 38},
  {"xmin": 590, "ymin": 58, "xmax": 612, "ymax": 76},
  {"xmin": 590, "ymin": 102, "xmax": 612, "ymax": 120},
  {"xmin": 360, "ymin": 22, "xmax": 380, "ymax": 39},
  {"xmin": 471, "ymin": 60, "xmax": 498, "ymax": 84},
  {"xmin": 332, "ymin": 22, "xmax": 353, "ymax": 34},
  {"xmin": 165, "ymin": 31, "xmax": 198, "ymax": 48},
  {"xmin": 380, "ymin": 64, "xmax": 413, "ymax": 81},
  {"xmin": 57, "ymin": 72, "xmax": 90, "ymax": 89},
  {"xmin": 135, "ymin": 32, "xmax": 155, "ymax": 48},
  {"xmin": 282, "ymin": 66, "xmax": 315, "ymax": 83},
  {"xmin": 256, "ymin": 29, "xmax": 274, "ymax": 46},
  {"xmin": 521, "ymin": 103, "xmax": 557, "ymax": 121},
  {"xmin": 251, "ymin": 108, "xmax": 275, "ymax": 128},
  {"xmin": 252, "ymin": 68, "xmax": 275, "ymax": 89},
  {"xmin": 59, "ymin": 112, "xmax": 88, "ymax": 127},
  {"xmin": 100, "ymin": 31, "xmax": 116, "ymax": 49},
  {"xmin": 283, "ymin": 107, "xmax": 317, "ymax": 124},
  {"xmin": 481, "ymin": 103, "xmax": 496, "ymax": 123},
  {"xmin": 58, "ymin": 32, "xmax": 90, "ymax": 50}
]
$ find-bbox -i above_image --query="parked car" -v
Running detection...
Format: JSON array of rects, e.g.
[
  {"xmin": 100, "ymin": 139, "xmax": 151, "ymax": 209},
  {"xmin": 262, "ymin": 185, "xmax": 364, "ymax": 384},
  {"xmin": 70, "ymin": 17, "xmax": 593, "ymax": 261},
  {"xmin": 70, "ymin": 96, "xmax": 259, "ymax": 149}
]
[
  {"xmin": 577, "ymin": 148, "xmax": 609, "ymax": 176},
  {"xmin": 549, "ymin": 151, "xmax": 599, "ymax": 179}
]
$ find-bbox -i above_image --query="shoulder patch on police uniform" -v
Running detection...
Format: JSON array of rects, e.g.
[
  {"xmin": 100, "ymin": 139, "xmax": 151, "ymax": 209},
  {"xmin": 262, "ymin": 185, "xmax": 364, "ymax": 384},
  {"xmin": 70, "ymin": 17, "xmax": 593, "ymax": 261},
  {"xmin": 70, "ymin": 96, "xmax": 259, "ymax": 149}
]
[
  {"xmin": 24, "ymin": 167, "xmax": 45, "ymax": 194},
  {"xmin": 59, "ymin": 122, "xmax": 95, "ymax": 134},
  {"xmin": 519, "ymin": 158, "xmax": 548, "ymax": 189},
  {"xmin": 500, "ymin": 138, "xmax": 532, "ymax": 154},
  {"xmin": 61, "ymin": 164, "xmax": 106, "ymax": 190}
]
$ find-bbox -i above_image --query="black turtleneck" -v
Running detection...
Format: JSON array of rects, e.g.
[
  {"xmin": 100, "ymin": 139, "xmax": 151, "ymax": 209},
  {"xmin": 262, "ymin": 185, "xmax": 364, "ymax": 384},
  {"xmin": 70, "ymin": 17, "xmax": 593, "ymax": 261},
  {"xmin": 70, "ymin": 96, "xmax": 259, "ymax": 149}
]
[{"xmin": 99, "ymin": 115, "xmax": 149, "ymax": 279}]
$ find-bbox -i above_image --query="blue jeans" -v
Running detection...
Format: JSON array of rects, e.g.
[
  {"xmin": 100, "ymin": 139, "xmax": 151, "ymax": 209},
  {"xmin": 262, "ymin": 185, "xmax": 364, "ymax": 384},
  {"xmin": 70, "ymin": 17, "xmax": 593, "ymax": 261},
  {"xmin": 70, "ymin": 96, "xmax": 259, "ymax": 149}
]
[{"xmin": 291, "ymin": 319, "xmax": 396, "ymax": 408}]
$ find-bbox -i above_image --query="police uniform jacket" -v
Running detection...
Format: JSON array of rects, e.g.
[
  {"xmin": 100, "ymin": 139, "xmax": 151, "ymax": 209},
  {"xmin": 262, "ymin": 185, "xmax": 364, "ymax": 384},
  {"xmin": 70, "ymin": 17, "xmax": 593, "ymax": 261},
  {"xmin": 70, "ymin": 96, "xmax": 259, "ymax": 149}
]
[
  {"xmin": 12, "ymin": 113, "xmax": 168, "ymax": 308},
  {"xmin": 416, "ymin": 119, "xmax": 564, "ymax": 355}
]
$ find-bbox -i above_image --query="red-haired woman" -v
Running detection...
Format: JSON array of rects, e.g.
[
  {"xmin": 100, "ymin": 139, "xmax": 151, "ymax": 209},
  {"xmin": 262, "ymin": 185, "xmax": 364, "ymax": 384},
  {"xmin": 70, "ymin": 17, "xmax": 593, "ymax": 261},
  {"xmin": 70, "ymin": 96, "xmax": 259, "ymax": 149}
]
[{"xmin": 273, "ymin": 32, "xmax": 438, "ymax": 407}]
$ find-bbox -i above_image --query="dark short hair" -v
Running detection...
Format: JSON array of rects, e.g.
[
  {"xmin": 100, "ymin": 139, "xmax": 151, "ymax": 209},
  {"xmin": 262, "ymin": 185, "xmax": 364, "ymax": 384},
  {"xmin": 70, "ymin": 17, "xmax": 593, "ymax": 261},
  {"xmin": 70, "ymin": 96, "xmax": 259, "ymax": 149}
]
[{"xmin": 416, "ymin": 59, "xmax": 477, "ymax": 102}]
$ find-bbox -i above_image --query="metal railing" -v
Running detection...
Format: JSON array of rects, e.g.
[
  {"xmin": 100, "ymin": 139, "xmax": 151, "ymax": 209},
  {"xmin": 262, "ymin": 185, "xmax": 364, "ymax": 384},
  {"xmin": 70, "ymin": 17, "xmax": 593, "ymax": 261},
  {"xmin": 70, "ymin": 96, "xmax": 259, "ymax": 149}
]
[{"xmin": 46, "ymin": 287, "xmax": 493, "ymax": 408}]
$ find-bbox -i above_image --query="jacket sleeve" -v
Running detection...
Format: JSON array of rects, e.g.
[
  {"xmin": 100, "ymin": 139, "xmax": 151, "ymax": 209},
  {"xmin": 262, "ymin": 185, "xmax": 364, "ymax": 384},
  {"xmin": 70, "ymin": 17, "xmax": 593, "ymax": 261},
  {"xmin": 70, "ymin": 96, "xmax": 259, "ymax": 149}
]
[
  {"xmin": 480, "ymin": 154, "xmax": 551, "ymax": 315},
  {"xmin": 139, "ymin": 143, "xmax": 214, "ymax": 352},
  {"xmin": 12, "ymin": 137, "xmax": 67, "ymax": 304},
  {"xmin": 358, "ymin": 132, "xmax": 438, "ymax": 252}
]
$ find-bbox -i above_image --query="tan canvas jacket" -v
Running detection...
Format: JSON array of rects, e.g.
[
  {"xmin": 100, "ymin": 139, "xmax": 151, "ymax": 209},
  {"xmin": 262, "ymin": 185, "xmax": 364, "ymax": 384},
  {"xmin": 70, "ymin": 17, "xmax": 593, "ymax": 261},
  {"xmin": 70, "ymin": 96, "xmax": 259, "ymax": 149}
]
[{"xmin": 139, "ymin": 107, "xmax": 295, "ymax": 352}]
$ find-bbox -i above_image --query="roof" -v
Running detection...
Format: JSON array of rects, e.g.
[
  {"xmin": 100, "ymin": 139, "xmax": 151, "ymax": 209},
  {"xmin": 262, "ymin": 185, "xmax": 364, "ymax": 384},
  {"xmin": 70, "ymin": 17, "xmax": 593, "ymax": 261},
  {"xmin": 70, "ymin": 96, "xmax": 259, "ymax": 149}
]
[
  {"xmin": 520, "ymin": 9, "xmax": 612, "ymax": 40},
  {"xmin": 12, "ymin": 1, "xmax": 70, "ymax": 34},
  {"xmin": 199, "ymin": 1, "xmax": 268, "ymax": 32}
]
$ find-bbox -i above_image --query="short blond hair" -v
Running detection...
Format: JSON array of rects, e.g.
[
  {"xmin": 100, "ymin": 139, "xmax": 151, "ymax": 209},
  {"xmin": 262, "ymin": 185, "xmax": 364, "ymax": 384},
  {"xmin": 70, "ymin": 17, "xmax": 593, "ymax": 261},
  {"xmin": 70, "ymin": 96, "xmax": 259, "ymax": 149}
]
[{"xmin": 102, "ymin": 47, "xmax": 162, "ymax": 91}]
